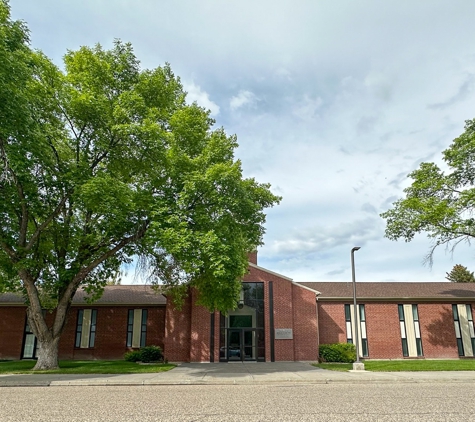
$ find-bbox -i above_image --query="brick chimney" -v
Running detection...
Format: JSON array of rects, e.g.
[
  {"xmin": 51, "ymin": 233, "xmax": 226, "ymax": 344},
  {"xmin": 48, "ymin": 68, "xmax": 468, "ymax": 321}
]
[{"xmin": 248, "ymin": 250, "xmax": 257, "ymax": 265}]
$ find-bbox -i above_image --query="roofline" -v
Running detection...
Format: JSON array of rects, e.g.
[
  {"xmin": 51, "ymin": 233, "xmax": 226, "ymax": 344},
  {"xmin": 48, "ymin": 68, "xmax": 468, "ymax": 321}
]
[
  {"xmin": 318, "ymin": 297, "xmax": 475, "ymax": 302},
  {"xmin": 292, "ymin": 281, "xmax": 321, "ymax": 295},
  {"xmin": 248, "ymin": 262, "xmax": 293, "ymax": 281}
]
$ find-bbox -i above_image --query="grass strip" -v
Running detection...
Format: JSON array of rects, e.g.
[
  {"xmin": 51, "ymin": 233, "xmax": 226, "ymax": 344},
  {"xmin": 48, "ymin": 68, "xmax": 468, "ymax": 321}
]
[
  {"xmin": 0, "ymin": 360, "xmax": 175, "ymax": 374},
  {"xmin": 314, "ymin": 360, "xmax": 475, "ymax": 372}
]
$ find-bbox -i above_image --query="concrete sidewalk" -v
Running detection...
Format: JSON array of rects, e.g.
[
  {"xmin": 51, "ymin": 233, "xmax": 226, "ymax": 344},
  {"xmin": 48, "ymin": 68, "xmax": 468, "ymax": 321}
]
[{"xmin": 2, "ymin": 362, "xmax": 475, "ymax": 387}]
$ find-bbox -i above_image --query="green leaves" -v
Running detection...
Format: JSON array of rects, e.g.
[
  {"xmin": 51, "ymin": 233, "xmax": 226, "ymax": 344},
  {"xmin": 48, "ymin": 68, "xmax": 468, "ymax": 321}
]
[
  {"xmin": 381, "ymin": 119, "xmax": 475, "ymax": 262},
  {"xmin": 0, "ymin": 4, "xmax": 280, "ymax": 315}
]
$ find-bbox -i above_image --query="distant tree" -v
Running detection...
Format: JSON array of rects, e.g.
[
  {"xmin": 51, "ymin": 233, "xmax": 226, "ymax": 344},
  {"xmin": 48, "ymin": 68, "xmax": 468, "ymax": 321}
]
[
  {"xmin": 381, "ymin": 118, "xmax": 475, "ymax": 265},
  {"xmin": 446, "ymin": 265, "xmax": 475, "ymax": 283},
  {"xmin": 0, "ymin": 1, "xmax": 280, "ymax": 370}
]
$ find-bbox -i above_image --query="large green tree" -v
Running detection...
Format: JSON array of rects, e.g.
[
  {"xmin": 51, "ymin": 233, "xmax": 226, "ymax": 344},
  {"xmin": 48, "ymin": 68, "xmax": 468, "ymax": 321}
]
[
  {"xmin": 381, "ymin": 118, "xmax": 475, "ymax": 264},
  {"xmin": 0, "ymin": 1, "xmax": 280, "ymax": 370}
]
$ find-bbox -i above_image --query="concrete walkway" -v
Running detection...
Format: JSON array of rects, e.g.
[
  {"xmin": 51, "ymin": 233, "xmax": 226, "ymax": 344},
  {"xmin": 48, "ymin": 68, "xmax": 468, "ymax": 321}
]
[{"xmin": 2, "ymin": 362, "xmax": 475, "ymax": 387}]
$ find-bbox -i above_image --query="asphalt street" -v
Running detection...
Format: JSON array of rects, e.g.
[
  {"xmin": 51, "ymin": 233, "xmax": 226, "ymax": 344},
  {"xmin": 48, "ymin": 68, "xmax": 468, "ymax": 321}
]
[{"xmin": 1, "ymin": 383, "xmax": 474, "ymax": 421}]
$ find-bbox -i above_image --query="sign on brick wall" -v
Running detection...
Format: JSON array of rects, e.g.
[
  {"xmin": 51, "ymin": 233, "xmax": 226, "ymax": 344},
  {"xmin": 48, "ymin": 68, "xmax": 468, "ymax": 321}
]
[{"xmin": 275, "ymin": 328, "xmax": 293, "ymax": 339}]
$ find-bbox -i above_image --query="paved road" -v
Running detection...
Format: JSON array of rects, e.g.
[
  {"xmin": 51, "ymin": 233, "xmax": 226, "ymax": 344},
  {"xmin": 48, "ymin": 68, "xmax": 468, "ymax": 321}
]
[{"xmin": 1, "ymin": 383, "xmax": 474, "ymax": 421}]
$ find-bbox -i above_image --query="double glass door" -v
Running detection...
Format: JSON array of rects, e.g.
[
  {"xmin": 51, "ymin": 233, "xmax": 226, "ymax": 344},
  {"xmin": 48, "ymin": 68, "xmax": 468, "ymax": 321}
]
[{"xmin": 226, "ymin": 328, "xmax": 256, "ymax": 361}]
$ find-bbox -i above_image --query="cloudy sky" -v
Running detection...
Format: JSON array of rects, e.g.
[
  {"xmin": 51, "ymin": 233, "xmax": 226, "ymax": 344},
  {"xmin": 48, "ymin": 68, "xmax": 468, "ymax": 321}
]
[{"xmin": 11, "ymin": 0, "xmax": 475, "ymax": 282}]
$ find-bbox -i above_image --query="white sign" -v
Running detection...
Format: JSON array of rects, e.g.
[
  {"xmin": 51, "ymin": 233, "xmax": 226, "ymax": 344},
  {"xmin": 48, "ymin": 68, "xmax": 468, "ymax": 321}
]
[{"xmin": 275, "ymin": 328, "xmax": 293, "ymax": 339}]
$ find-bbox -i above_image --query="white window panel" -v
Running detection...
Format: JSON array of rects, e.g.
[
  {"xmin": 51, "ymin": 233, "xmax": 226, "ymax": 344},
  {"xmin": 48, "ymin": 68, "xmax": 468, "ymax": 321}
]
[
  {"xmin": 80, "ymin": 309, "xmax": 92, "ymax": 349},
  {"xmin": 454, "ymin": 322, "xmax": 461, "ymax": 338},
  {"xmin": 469, "ymin": 321, "xmax": 475, "ymax": 339},
  {"xmin": 414, "ymin": 321, "xmax": 421, "ymax": 339},
  {"xmin": 403, "ymin": 305, "xmax": 418, "ymax": 357},
  {"xmin": 458, "ymin": 304, "xmax": 474, "ymax": 357},
  {"xmin": 346, "ymin": 322, "xmax": 352, "ymax": 340},
  {"xmin": 400, "ymin": 321, "xmax": 406, "ymax": 339},
  {"xmin": 361, "ymin": 321, "xmax": 367, "ymax": 338}
]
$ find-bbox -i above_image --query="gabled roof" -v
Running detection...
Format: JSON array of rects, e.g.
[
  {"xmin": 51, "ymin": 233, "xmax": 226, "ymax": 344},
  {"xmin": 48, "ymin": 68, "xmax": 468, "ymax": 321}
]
[
  {"xmin": 297, "ymin": 282, "xmax": 475, "ymax": 301},
  {"xmin": 0, "ymin": 285, "xmax": 167, "ymax": 306}
]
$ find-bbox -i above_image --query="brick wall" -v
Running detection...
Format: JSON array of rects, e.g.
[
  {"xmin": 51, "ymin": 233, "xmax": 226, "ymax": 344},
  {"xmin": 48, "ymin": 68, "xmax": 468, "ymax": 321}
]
[
  {"xmin": 318, "ymin": 300, "xmax": 469, "ymax": 359},
  {"xmin": 60, "ymin": 306, "xmax": 166, "ymax": 360},
  {"xmin": 0, "ymin": 307, "xmax": 27, "ymax": 359},
  {"xmin": 0, "ymin": 305, "xmax": 166, "ymax": 361},
  {"xmin": 164, "ymin": 293, "xmax": 192, "ymax": 362},
  {"xmin": 292, "ymin": 284, "xmax": 318, "ymax": 361},
  {"xmin": 365, "ymin": 303, "xmax": 402, "ymax": 359},
  {"xmin": 419, "ymin": 303, "xmax": 459, "ymax": 358}
]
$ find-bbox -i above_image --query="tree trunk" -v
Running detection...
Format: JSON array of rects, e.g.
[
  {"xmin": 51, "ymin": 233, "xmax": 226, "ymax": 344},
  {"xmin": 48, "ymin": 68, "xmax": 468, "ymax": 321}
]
[{"xmin": 33, "ymin": 337, "xmax": 60, "ymax": 370}]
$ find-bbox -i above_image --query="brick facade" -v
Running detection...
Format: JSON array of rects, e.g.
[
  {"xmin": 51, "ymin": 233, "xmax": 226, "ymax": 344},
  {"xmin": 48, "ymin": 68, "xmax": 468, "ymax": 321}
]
[
  {"xmin": 2, "ymin": 271, "xmax": 475, "ymax": 362},
  {"xmin": 318, "ymin": 300, "xmax": 473, "ymax": 359},
  {"xmin": 0, "ymin": 305, "xmax": 166, "ymax": 360}
]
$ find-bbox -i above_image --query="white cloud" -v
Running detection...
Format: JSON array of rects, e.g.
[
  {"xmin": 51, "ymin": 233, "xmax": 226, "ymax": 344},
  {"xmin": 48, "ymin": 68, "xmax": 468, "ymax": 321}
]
[
  {"xmin": 183, "ymin": 81, "xmax": 220, "ymax": 116},
  {"xmin": 229, "ymin": 90, "xmax": 257, "ymax": 111}
]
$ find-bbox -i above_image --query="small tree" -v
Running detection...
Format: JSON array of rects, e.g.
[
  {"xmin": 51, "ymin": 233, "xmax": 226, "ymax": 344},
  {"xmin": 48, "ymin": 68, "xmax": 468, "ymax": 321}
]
[{"xmin": 446, "ymin": 264, "xmax": 475, "ymax": 283}]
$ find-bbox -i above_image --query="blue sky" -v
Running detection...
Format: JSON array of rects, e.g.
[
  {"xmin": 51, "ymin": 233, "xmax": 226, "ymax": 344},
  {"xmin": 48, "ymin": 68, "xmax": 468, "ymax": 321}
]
[{"xmin": 11, "ymin": 0, "xmax": 475, "ymax": 282}]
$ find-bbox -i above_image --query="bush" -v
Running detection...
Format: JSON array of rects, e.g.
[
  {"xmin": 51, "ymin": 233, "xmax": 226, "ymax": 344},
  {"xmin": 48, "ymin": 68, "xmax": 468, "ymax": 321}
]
[
  {"xmin": 319, "ymin": 343, "xmax": 356, "ymax": 363},
  {"xmin": 124, "ymin": 350, "xmax": 142, "ymax": 362},
  {"xmin": 139, "ymin": 345, "xmax": 163, "ymax": 363}
]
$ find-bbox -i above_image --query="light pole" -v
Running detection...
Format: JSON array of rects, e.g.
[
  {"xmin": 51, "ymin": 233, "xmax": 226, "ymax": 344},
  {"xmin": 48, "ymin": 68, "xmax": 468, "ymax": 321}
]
[{"xmin": 351, "ymin": 246, "xmax": 364, "ymax": 370}]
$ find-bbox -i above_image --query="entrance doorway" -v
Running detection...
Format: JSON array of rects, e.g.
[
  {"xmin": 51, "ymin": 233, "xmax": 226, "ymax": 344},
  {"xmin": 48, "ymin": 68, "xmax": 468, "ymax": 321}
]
[
  {"xmin": 226, "ymin": 315, "xmax": 256, "ymax": 361},
  {"xmin": 219, "ymin": 282, "xmax": 265, "ymax": 362}
]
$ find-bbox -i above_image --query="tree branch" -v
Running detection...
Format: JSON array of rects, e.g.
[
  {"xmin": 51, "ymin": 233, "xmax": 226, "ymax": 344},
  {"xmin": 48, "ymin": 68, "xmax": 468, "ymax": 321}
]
[{"xmin": 24, "ymin": 194, "xmax": 69, "ymax": 252}]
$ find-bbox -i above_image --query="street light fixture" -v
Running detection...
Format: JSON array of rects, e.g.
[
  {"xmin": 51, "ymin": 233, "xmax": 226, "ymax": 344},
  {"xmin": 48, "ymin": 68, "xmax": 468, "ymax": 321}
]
[{"xmin": 351, "ymin": 246, "xmax": 364, "ymax": 371}]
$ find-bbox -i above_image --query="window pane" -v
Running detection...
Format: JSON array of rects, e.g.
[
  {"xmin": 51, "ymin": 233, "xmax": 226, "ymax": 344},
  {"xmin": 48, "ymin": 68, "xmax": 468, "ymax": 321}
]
[
  {"xmin": 360, "ymin": 321, "xmax": 367, "ymax": 339},
  {"xmin": 412, "ymin": 304, "xmax": 419, "ymax": 321},
  {"xmin": 467, "ymin": 305, "xmax": 473, "ymax": 322},
  {"xmin": 400, "ymin": 321, "xmax": 406, "ymax": 338},
  {"xmin": 398, "ymin": 305, "xmax": 404, "ymax": 321},
  {"xmin": 414, "ymin": 321, "xmax": 421, "ymax": 339},
  {"xmin": 452, "ymin": 304, "xmax": 459, "ymax": 321},
  {"xmin": 346, "ymin": 321, "xmax": 352, "ymax": 341},
  {"xmin": 469, "ymin": 321, "xmax": 475, "ymax": 338},
  {"xmin": 362, "ymin": 339, "xmax": 369, "ymax": 357},
  {"xmin": 457, "ymin": 338, "xmax": 464, "ymax": 356},
  {"xmin": 359, "ymin": 304, "xmax": 366, "ymax": 321},
  {"xmin": 401, "ymin": 338, "xmax": 408, "ymax": 357},
  {"xmin": 454, "ymin": 321, "xmax": 461, "ymax": 338},
  {"xmin": 344, "ymin": 304, "xmax": 351, "ymax": 321},
  {"xmin": 416, "ymin": 338, "xmax": 423, "ymax": 356}
]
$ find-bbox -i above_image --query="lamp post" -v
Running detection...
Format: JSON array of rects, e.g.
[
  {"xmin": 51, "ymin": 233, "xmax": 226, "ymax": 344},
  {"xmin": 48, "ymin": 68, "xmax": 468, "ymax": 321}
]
[{"xmin": 351, "ymin": 246, "xmax": 364, "ymax": 370}]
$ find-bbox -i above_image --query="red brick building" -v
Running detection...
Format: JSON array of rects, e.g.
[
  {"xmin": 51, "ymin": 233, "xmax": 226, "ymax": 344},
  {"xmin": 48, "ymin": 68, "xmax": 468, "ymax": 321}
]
[
  {"xmin": 2, "ymin": 258, "xmax": 475, "ymax": 362},
  {"xmin": 304, "ymin": 282, "xmax": 475, "ymax": 359},
  {"xmin": 0, "ymin": 257, "xmax": 319, "ymax": 362}
]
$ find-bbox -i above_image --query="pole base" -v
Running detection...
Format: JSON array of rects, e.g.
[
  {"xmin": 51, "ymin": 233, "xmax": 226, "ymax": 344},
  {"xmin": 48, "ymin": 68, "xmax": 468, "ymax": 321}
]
[{"xmin": 352, "ymin": 362, "xmax": 365, "ymax": 371}]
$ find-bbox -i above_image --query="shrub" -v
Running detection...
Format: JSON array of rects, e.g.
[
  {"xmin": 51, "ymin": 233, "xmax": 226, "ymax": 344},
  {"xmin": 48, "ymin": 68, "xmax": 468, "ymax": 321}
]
[
  {"xmin": 319, "ymin": 343, "xmax": 356, "ymax": 363},
  {"xmin": 124, "ymin": 350, "xmax": 142, "ymax": 362},
  {"xmin": 139, "ymin": 345, "xmax": 163, "ymax": 363}
]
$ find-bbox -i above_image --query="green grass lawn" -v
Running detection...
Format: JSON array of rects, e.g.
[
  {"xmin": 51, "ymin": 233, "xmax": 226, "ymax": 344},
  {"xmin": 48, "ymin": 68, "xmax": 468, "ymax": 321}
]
[
  {"xmin": 0, "ymin": 360, "xmax": 176, "ymax": 374},
  {"xmin": 314, "ymin": 360, "xmax": 475, "ymax": 372}
]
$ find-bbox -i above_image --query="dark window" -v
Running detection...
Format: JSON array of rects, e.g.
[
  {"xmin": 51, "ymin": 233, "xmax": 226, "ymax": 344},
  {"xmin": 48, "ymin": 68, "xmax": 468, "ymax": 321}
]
[
  {"xmin": 75, "ymin": 309, "xmax": 97, "ymax": 348},
  {"xmin": 127, "ymin": 309, "xmax": 147, "ymax": 348}
]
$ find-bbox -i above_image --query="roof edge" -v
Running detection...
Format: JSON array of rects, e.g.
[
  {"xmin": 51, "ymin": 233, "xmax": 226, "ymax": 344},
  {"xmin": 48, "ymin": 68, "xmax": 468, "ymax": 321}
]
[
  {"xmin": 292, "ymin": 281, "xmax": 321, "ymax": 295},
  {"xmin": 248, "ymin": 262, "xmax": 293, "ymax": 281}
]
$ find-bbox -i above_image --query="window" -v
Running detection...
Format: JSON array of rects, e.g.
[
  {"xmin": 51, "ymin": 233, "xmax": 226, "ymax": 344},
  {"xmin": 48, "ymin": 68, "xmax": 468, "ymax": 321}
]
[
  {"xmin": 75, "ymin": 309, "xmax": 97, "ymax": 348},
  {"xmin": 398, "ymin": 304, "xmax": 423, "ymax": 357},
  {"xmin": 344, "ymin": 304, "xmax": 369, "ymax": 357},
  {"xmin": 452, "ymin": 304, "xmax": 475, "ymax": 357},
  {"xmin": 126, "ymin": 309, "xmax": 147, "ymax": 348},
  {"xmin": 22, "ymin": 319, "xmax": 38, "ymax": 359}
]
